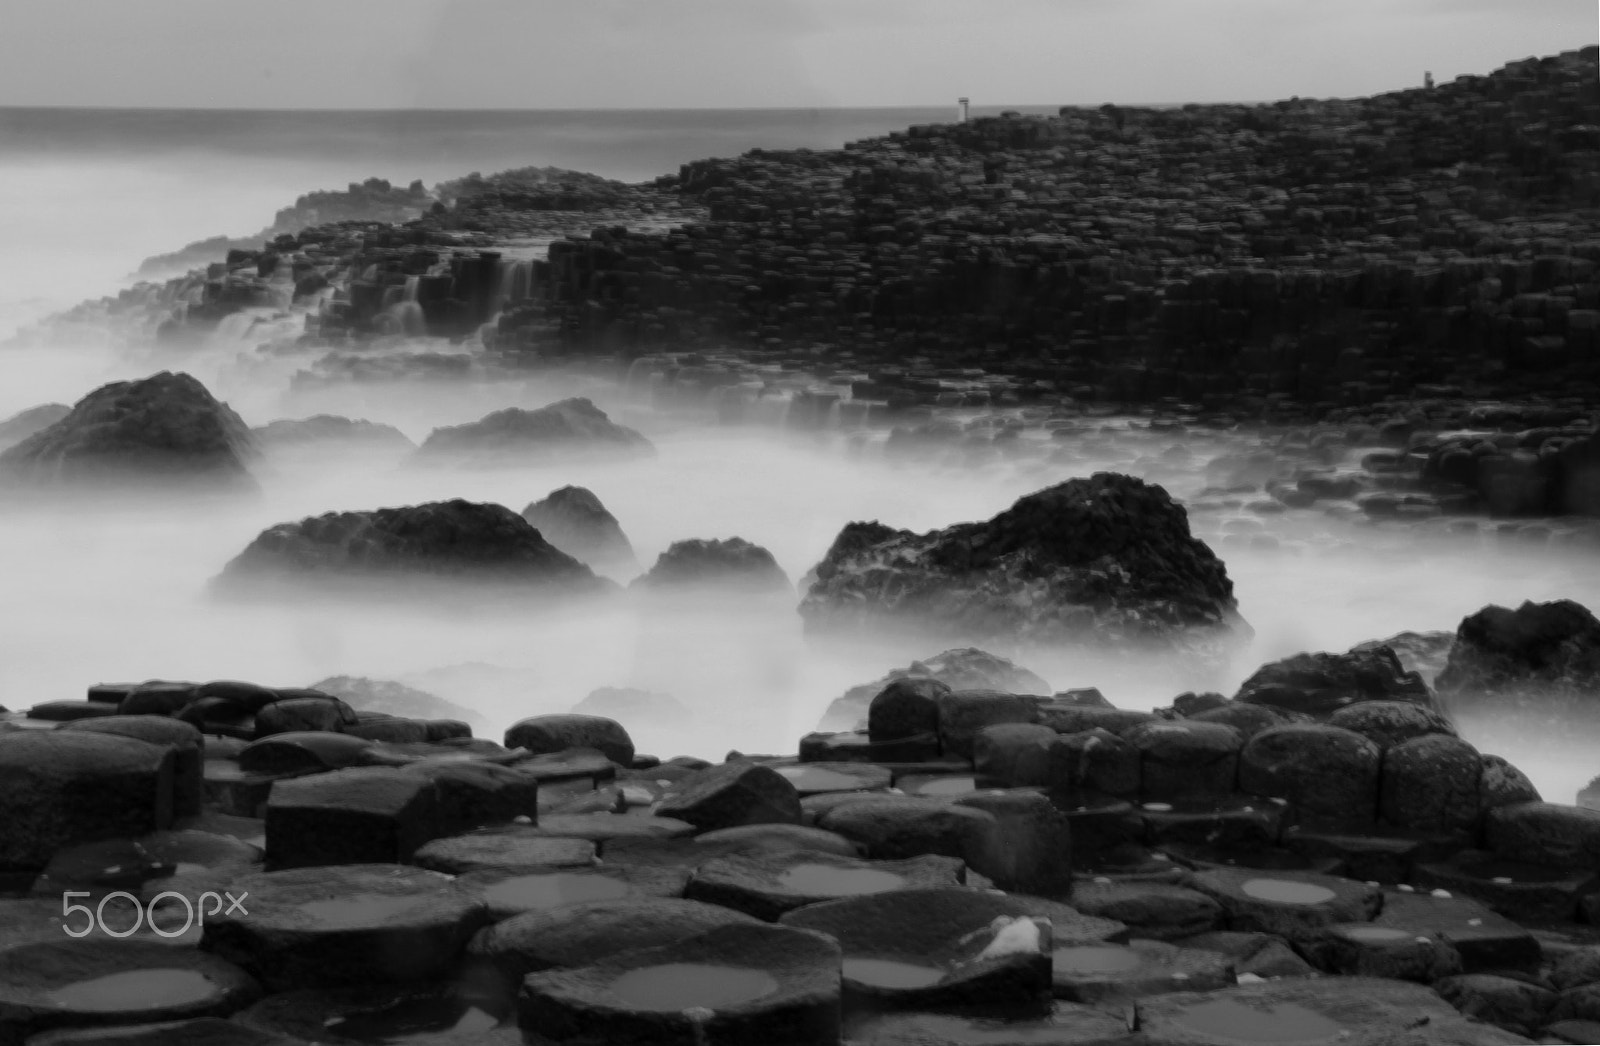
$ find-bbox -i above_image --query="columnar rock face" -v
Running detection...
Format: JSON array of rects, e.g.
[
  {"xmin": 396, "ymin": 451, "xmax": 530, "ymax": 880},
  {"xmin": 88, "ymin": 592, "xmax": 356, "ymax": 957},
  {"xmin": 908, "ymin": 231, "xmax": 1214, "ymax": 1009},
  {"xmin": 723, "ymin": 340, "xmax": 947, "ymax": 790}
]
[
  {"xmin": 411, "ymin": 398, "xmax": 653, "ymax": 466},
  {"xmin": 1435, "ymin": 599, "xmax": 1600, "ymax": 719},
  {"xmin": 5, "ymin": 649, "xmax": 1600, "ymax": 1044},
  {"xmin": 521, "ymin": 486, "xmax": 637, "ymax": 575},
  {"xmin": 210, "ymin": 499, "xmax": 613, "ymax": 598},
  {"xmin": 474, "ymin": 48, "xmax": 1600, "ymax": 421},
  {"xmin": 0, "ymin": 372, "xmax": 257, "ymax": 490},
  {"xmin": 800, "ymin": 473, "xmax": 1248, "ymax": 655}
]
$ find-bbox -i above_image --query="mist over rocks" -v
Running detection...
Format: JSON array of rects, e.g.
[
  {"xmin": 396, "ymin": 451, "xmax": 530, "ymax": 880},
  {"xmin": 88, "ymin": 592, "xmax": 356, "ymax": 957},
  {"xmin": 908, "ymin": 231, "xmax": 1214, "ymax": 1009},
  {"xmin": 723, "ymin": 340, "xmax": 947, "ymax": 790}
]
[
  {"xmin": 308, "ymin": 676, "xmax": 487, "ymax": 730},
  {"xmin": 0, "ymin": 403, "xmax": 69, "ymax": 452},
  {"xmin": 521, "ymin": 485, "xmax": 637, "ymax": 576},
  {"xmin": 410, "ymin": 398, "xmax": 653, "ymax": 468},
  {"xmin": 1232, "ymin": 645, "xmax": 1442, "ymax": 719},
  {"xmin": 817, "ymin": 647, "xmax": 1051, "ymax": 734},
  {"xmin": 209, "ymin": 499, "xmax": 615, "ymax": 601},
  {"xmin": 251, "ymin": 414, "xmax": 415, "ymax": 451},
  {"xmin": 800, "ymin": 472, "xmax": 1248, "ymax": 658},
  {"xmin": 0, "ymin": 372, "xmax": 258, "ymax": 493},
  {"xmin": 631, "ymin": 537, "xmax": 791, "ymax": 593},
  {"xmin": 1436, "ymin": 598, "xmax": 1600, "ymax": 723}
]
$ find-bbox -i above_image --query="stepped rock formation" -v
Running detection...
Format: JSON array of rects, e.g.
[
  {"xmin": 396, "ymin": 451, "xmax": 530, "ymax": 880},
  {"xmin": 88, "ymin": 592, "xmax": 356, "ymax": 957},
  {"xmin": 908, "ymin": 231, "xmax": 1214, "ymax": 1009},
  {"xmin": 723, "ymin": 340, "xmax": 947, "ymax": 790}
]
[
  {"xmin": 412, "ymin": 398, "xmax": 653, "ymax": 467},
  {"xmin": 0, "ymin": 371, "xmax": 257, "ymax": 491},
  {"xmin": 800, "ymin": 472, "xmax": 1248, "ymax": 655},
  {"xmin": 521, "ymin": 485, "xmax": 637, "ymax": 575},
  {"xmin": 211, "ymin": 498, "xmax": 612, "ymax": 599}
]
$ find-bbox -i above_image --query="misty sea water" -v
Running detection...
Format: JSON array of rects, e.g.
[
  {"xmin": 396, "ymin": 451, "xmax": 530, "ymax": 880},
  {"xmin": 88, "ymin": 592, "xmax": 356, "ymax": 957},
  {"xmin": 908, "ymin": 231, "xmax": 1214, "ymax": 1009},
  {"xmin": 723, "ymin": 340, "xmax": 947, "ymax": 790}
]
[{"xmin": 1, "ymin": 104, "xmax": 1598, "ymax": 804}]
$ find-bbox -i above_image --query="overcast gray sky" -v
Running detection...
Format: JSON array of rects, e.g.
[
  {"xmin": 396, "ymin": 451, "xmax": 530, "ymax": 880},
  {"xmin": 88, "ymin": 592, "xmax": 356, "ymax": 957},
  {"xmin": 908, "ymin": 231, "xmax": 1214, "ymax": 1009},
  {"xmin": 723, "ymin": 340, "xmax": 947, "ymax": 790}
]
[{"xmin": 1, "ymin": 0, "xmax": 1592, "ymax": 109}]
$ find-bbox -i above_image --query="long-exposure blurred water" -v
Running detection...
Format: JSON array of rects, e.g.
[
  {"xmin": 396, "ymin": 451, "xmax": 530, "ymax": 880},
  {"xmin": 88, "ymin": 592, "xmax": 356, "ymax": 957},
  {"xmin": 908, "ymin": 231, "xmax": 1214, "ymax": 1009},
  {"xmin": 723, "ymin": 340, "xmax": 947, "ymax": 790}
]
[{"xmin": 3, "ymin": 107, "xmax": 1598, "ymax": 805}]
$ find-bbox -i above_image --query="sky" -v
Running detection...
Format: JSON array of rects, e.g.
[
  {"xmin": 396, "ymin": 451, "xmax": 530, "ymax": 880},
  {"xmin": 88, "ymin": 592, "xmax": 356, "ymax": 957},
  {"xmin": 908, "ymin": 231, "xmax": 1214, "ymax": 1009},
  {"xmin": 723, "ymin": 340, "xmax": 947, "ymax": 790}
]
[{"xmin": 0, "ymin": 0, "xmax": 1592, "ymax": 110}]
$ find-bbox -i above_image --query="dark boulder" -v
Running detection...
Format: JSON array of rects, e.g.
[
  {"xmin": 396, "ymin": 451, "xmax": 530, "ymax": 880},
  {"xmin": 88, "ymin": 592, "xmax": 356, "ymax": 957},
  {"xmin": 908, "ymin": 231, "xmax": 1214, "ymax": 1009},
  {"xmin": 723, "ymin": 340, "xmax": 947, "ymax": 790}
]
[
  {"xmin": 799, "ymin": 473, "xmax": 1249, "ymax": 656},
  {"xmin": 1435, "ymin": 599, "xmax": 1600, "ymax": 720},
  {"xmin": 631, "ymin": 537, "xmax": 790, "ymax": 593},
  {"xmin": 520, "ymin": 485, "xmax": 637, "ymax": 575},
  {"xmin": 411, "ymin": 398, "xmax": 653, "ymax": 467},
  {"xmin": 209, "ymin": 499, "xmax": 613, "ymax": 600},
  {"xmin": 1234, "ymin": 645, "xmax": 1440, "ymax": 719},
  {"xmin": 0, "ymin": 372, "xmax": 257, "ymax": 492}
]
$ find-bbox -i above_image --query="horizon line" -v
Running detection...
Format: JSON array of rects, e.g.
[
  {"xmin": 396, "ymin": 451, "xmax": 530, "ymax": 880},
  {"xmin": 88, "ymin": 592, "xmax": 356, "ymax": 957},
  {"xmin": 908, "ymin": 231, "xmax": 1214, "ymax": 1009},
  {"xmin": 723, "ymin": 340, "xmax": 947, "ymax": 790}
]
[{"xmin": 0, "ymin": 100, "xmax": 1288, "ymax": 115}]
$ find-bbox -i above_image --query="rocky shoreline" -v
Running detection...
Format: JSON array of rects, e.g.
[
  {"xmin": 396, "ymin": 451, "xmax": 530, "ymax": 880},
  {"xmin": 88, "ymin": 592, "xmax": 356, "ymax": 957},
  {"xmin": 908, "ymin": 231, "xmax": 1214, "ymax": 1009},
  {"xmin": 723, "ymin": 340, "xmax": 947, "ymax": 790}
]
[{"xmin": 5, "ymin": 594, "xmax": 1600, "ymax": 1044}]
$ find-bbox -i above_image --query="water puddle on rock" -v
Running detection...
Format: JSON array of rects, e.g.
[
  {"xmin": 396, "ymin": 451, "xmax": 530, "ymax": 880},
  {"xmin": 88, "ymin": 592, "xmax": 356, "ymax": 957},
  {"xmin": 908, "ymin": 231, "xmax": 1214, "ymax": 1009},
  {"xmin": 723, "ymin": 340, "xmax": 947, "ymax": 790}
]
[
  {"xmin": 901, "ymin": 775, "xmax": 977, "ymax": 797},
  {"xmin": 484, "ymin": 872, "xmax": 634, "ymax": 911},
  {"xmin": 1175, "ymin": 998, "xmax": 1345, "ymax": 1043},
  {"xmin": 776, "ymin": 863, "xmax": 903, "ymax": 896},
  {"xmin": 843, "ymin": 957, "xmax": 946, "ymax": 989},
  {"xmin": 1052, "ymin": 945, "xmax": 1144, "ymax": 975},
  {"xmin": 777, "ymin": 766, "xmax": 869, "ymax": 793},
  {"xmin": 47, "ymin": 968, "xmax": 216, "ymax": 1012},
  {"xmin": 1339, "ymin": 925, "xmax": 1413, "ymax": 942},
  {"xmin": 323, "ymin": 996, "xmax": 501, "ymax": 1041},
  {"xmin": 298, "ymin": 895, "xmax": 425, "ymax": 928},
  {"xmin": 1240, "ymin": 879, "xmax": 1336, "ymax": 905},
  {"xmin": 609, "ymin": 964, "xmax": 778, "ymax": 1011}
]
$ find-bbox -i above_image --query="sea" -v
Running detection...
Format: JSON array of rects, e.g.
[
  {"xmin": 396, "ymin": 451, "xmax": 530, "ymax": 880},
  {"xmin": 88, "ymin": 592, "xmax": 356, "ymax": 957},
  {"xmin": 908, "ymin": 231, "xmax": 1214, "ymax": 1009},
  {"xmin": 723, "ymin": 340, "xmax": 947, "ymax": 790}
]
[{"xmin": 1, "ymin": 106, "xmax": 1597, "ymax": 803}]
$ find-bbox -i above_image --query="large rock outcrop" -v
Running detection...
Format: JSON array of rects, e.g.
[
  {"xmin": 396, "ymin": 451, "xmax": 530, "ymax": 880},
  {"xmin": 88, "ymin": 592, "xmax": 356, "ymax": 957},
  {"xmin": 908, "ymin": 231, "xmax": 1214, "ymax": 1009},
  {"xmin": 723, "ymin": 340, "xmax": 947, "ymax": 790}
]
[
  {"xmin": 411, "ymin": 398, "xmax": 653, "ymax": 467},
  {"xmin": 799, "ymin": 473, "xmax": 1247, "ymax": 654},
  {"xmin": 521, "ymin": 486, "xmax": 637, "ymax": 575},
  {"xmin": 1436, "ymin": 599, "xmax": 1600, "ymax": 722},
  {"xmin": 0, "ymin": 372, "xmax": 256, "ymax": 491},
  {"xmin": 210, "ymin": 499, "xmax": 613, "ymax": 599}
]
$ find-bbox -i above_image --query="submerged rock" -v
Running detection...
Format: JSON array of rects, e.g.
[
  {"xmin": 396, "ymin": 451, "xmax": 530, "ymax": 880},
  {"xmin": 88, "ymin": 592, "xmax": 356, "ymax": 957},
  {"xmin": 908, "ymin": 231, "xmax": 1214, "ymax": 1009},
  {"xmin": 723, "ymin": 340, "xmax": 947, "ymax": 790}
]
[
  {"xmin": 209, "ymin": 499, "xmax": 613, "ymax": 601},
  {"xmin": 521, "ymin": 485, "xmax": 637, "ymax": 575},
  {"xmin": 251, "ymin": 414, "xmax": 414, "ymax": 451},
  {"xmin": 308, "ymin": 675, "xmax": 487, "ymax": 730},
  {"xmin": 631, "ymin": 537, "xmax": 790, "ymax": 593},
  {"xmin": 411, "ymin": 398, "xmax": 653, "ymax": 467},
  {"xmin": 817, "ymin": 648, "xmax": 1051, "ymax": 734},
  {"xmin": 799, "ymin": 473, "xmax": 1248, "ymax": 656},
  {"xmin": 0, "ymin": 372, "xmax": 257, "ymax": 492},
  {"xmin": 0, "ymin": 402, "xmax": 69, "ymax": 452}
]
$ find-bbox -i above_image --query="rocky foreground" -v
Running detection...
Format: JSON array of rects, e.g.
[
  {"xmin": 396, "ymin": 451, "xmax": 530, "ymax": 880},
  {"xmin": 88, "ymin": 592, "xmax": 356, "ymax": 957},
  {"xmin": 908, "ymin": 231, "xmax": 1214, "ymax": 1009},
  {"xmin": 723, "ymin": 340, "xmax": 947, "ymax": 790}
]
[{"xmin": 6, "ymin": 597, "xmax": 1600, "ymax": 1043}]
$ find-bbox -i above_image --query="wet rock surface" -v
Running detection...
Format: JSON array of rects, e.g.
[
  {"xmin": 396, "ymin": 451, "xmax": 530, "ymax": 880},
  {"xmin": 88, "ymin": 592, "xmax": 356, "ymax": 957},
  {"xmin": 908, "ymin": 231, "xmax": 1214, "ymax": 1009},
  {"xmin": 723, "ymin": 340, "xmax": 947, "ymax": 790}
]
[
  {"xmin": 209, "ymin": 499, "xmax": 613, "ymax": 601},
  {"xmin": 800, "ymin": 474, "xmax": 1249, "ymax": 659},
  {"xmin": 411, "ymin": 398, "xmax": 653, "ymax": 467},
  {"xmin": 520, "ymin": 486, "xmax": 637, "ymax": 576},
  {"xmin": 0, "ymin": 372, "xmax": 257, "ymax": 493},
  {"xmin": 6, "ymin": 648, "xmax": 1600, "ymax": 1045}
]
